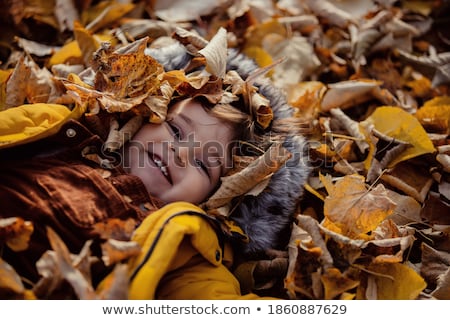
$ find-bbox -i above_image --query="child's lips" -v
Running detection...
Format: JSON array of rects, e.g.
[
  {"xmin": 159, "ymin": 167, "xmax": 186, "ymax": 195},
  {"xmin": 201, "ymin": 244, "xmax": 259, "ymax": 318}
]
[{"xmin": 149, "ymin": 153, "xmax": 172, "ymax": 185}]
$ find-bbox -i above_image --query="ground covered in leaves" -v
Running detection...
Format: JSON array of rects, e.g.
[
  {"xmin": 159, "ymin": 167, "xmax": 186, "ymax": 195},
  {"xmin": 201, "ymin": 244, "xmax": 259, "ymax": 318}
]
[{"xmin": 0, "ymin": 0, "xmax": 449, "ymax": 300}]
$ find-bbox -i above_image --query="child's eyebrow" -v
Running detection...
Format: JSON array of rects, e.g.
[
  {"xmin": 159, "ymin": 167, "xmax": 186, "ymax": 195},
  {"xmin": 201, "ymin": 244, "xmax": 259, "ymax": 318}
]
[
  {"xmin": 177, "ymin": 111, "xmax": 218, "ymax": 127},
  {"xmin": 177, "ymin": 113, "xmax": 193, "ymax": 125}
]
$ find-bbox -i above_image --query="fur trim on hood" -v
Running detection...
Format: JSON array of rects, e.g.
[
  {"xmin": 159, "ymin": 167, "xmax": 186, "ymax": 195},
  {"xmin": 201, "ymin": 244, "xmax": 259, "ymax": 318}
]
[{"xmin": 146, "ymin": 42, "xmax": 311, "ymax": 258}]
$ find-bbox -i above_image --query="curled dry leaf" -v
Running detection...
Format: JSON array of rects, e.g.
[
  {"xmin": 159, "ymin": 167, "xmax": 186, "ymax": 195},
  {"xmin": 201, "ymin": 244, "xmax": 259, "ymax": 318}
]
[
  {"xmin": 321, "ymin": 268, "xmax": 360, "ymax": 300},
  {"xmin": 322, "ymin": 174, "xmax": 396, "ymax": 238},
  {"xmin": 264, "ymin": 35, "xmax": 321, "ymax": 87},
  {"xmin": 329, "ymin": 108, "xmax": 369, "ymax": 153},
  {"xmin": 321, "ymin": 79, "xmax": 384, "ymax": 112},
  {"xmin": 204, "ymin": 143, "xmax": 291, "ymax": 210},
  {"xmin": 45, "ymin": 227, "xmax": 96, "ymax": 299},
  {"xmin": 16, "ymin": 37, "xmax": 61, "ymax": 57},
  {"xmin": 198, "ymin": 27, "xmax": 228, "ymax": 78},
  {"xmin": 285, "ymin": 244, "xmax": 324, "ymax": 299}
]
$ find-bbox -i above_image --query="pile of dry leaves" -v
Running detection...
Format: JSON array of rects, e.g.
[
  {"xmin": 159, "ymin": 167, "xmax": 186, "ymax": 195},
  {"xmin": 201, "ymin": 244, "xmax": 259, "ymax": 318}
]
[{"xmin": 0, "ymin": 0, "xmax": 449, "ymax": 300}]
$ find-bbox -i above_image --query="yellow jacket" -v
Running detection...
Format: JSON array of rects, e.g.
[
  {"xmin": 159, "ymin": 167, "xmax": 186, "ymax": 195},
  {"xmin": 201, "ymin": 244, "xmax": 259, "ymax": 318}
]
[
  {"xmin": 0, "ymin": 103, "xmax": 269, "ymax": 299},
  {"xmin": 127, "ymin": 201, "xmax": 266, "ymax": 300}
]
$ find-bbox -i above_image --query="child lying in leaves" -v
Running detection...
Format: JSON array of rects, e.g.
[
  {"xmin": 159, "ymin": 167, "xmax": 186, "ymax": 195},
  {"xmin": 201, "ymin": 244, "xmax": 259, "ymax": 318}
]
[{"xmin": 0, "ymin": 28, "xmax": 311, "ymax": 299}]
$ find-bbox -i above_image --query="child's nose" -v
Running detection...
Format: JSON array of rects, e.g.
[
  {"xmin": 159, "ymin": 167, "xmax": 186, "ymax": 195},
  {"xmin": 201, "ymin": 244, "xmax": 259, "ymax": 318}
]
[{"xmin": 170, "ymin": 142, "xmax": 189, "ymax": 167}]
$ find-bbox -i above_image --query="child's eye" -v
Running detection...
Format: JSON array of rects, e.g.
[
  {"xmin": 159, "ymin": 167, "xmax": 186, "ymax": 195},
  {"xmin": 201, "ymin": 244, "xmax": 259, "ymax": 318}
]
[
  {"xmin": 167, "ymin": 121, "xmax": 182, "ymax": 140},
  {"xmin": 194, "ymin": 159, "xmax": 209, "ymax": 176}
]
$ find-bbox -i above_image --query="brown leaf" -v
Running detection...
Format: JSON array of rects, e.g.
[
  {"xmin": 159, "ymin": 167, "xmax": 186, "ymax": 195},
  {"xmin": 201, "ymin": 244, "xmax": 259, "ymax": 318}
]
[
  {"xmin": 45, "ymin": 227, "xmax": 96, "ymax": 299},
  {"xmin": 92, "ymin": 218, "xmax": 137, "ymax": 241},
  {"xmin": 385, "ymin": 189, "xmax": 422, "ymax": 225},
  {"xmin": 420, "ymin": 242, "xmax": 450, "ymax": 289},
  {"xmin": 285, "ymin": 245, "xmax": 323, "ymax": 299},
  {"xmin": 431, "ymin": 268, "xmax": 450, "ymax": 299},
  {"xmin": 93, "ymin": 37, "xmax": 162, "ymax": 100},
  {"xmin": 381, "ymin": 162, "xmax": 434, "ymax": 203},
  {"xmin": 420, "ymin": 191, "xmax": 450, "ymax": 225}
]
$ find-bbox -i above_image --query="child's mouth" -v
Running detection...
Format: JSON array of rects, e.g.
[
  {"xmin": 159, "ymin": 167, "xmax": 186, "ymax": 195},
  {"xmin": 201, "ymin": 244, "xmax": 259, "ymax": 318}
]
[{"xmin": 151, "ymin": 154, "xmax": 172, "ymax": 184}]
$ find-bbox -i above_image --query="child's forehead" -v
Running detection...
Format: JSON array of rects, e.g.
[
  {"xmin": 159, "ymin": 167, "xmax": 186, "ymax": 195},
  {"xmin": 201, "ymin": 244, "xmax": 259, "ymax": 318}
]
[{"xmin": 168, "ymin": 98, "xmax": 216, "ymax": 123}]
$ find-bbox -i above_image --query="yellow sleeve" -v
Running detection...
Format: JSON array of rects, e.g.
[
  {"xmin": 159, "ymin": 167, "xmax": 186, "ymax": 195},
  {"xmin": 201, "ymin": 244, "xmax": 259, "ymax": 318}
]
[{"xmin": 0, "ymin": 103, "xmax": 85, "ymax": 149}]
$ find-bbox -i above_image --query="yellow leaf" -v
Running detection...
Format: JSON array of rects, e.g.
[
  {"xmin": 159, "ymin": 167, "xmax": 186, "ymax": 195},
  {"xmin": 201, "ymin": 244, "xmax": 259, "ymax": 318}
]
[
  {"xmin": 242, "ymin": 46, "xmax": 273, "ymax": 70},
  {"xmin": 0, "ymin": 69, "xmax": 13, "ymax": 110},
  {"xmin": 83, "ymin": 2, "xmax": 135, "ymax": 33},
  {"xmin": 415, "ymin": 96, "xmax": 450, "ymax": 134},
  {"xmin": 285, "ymin": 245, "xmax": 323, "ymax": 299},
  {"xmin": 423, "ymin": 95, "xmax": 450, "ymax": 107},
  {"xmin": 367, "ymin": 262, "xmax": 427, "ymax": 299},
  {"xmin": 48, "ymin": 34, "xmax": 114, "ymax": 66},
  {"xmin": 406, "ymin": 75, "xmax": 432, "ymax": 98},
  {"xmin": 48, "ymin": 40, "xmax": 82, "ymax": 66},
  {"xmin": 323, "ymin": 174, "xmax": 396, "ymax": 238},
  {"xmin": 321, "ymin": 268, "xmax": 360, "ymax": 300},
  {"xmin": 0, "ymin": 217, "xmax": 34, "ymax": 252},
  {"xmin": 74, "ymin": 21, "xmax": 100, "ymax": 66},
  {"xmin": 362, "ymin": 106, "xmax": 435, "ymax": 167},
  {"xmin": 244, "ymin": 19, "xmax": 286, "ymax": 48}
]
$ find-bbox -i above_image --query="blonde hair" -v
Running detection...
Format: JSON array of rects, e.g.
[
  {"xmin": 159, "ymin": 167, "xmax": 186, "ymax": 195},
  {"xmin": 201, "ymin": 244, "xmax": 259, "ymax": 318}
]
[{"xmin": 206, "ymin": 98, "xmax": 310, "ymax": 156}]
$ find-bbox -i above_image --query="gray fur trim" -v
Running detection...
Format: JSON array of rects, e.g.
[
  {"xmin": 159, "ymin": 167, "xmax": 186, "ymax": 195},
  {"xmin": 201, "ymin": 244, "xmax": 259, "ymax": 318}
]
[{"xmin": 146, "ymin": 43, "xmax": 311, "ymax": 257}]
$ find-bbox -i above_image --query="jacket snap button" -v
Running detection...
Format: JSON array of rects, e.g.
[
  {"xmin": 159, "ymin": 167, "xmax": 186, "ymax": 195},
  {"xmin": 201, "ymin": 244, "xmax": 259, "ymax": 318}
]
[
  {"xmin": 215, "ymin": 250, "xmax": 221, "ymax": 262},
  {"xmin": 66, "ymin": 128, "xmax": 76, "ymax": 138}
]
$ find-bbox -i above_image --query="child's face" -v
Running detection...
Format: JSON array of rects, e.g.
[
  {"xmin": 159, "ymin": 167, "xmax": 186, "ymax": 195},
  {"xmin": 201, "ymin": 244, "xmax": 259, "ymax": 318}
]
[{"xmin": 123, "ymin": 98, "xmax": 234, "ymax": 204}]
